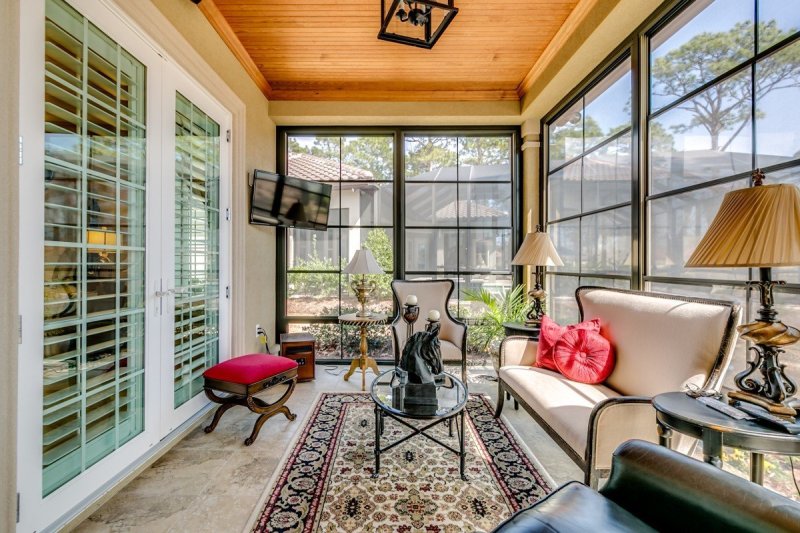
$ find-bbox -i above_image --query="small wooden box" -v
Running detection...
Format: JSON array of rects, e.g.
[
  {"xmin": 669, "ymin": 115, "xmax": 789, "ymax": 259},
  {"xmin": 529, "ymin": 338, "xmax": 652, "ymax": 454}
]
[{"xmin": 280, "ymin": 333, "xmax": 316, "ymax": 382}]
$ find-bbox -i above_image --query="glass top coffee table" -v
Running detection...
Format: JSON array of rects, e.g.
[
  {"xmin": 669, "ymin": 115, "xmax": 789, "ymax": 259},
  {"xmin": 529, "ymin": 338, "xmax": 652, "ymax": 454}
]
[{"xmin": 370, "ymin": 369, "xmax": 468, "ymax": 480}]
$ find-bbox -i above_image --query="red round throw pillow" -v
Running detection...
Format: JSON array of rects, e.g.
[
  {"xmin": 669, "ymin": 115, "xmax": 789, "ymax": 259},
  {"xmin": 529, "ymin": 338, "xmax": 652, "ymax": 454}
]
[
  {"xmin": 536, "ymin": 315, "xmax": 601, "ymax": 371},
  {"xmin": 552, "ymin": 329, "xmax": 615, "ymax": 384}
]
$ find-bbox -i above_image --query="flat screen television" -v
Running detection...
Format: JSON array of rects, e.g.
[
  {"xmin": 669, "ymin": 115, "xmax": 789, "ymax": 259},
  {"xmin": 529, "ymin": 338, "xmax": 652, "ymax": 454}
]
[{"xmin": 249, "ymin": 169, "xmax": 332, "ymax": 230}]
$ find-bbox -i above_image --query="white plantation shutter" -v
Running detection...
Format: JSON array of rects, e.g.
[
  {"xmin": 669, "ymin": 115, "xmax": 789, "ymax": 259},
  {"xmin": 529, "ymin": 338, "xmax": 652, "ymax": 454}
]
[
  {"xmin": 173, "ymin": 92, "xmax": 221, "ymax": 408},
  {"xmin": 42, "ymin": 0, "xmax": 146, "ymax": 496}
]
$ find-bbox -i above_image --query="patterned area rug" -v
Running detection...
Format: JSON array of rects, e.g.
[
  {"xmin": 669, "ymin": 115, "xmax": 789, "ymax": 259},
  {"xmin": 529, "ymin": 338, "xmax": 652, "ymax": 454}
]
[{"xmin": 250, "ymin": 393, "xmax": 551, "ymax": 533}]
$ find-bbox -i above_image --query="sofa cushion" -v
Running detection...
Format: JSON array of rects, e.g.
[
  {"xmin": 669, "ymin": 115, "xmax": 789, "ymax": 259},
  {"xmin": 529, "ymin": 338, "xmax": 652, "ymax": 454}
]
[
  {"xmin": 577, "ymin": 288, "xmax": 740, "ymax": 397},
  {"xmin": 536, "ymin": 315, "xmax": 601, "ymax": 371},
  {"xmin": 498, "ymin": 365, "xmax": 620, "ymax": 458},
  {"xmin": 554, "ymin": 329, "xmax": 615, "ymax": 384}
]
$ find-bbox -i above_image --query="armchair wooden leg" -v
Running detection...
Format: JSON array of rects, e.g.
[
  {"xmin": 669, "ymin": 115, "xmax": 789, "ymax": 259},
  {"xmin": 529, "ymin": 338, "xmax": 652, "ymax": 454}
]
[{"xmin": 494, "ymin": 381, "xmax": 505, "ymax": 417}]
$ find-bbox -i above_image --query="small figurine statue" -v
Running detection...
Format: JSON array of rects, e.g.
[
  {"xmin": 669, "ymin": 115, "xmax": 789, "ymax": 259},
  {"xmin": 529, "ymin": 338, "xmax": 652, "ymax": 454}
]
[{"xmin": 398, "ymin": 321, "xmax": 443, "ymax": 384}]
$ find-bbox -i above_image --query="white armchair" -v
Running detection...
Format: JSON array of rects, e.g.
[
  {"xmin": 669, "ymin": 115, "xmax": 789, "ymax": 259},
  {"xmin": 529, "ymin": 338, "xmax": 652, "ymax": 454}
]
[{"xmin": 391, "ymin": 279, "xmax": 468, "ymax": 383}]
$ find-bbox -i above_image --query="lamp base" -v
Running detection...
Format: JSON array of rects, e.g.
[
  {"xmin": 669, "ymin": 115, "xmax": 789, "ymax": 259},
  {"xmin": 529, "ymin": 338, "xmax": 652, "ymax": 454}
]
[{"xmin": 728, "ymin": 390, "xmax": 797, "ymax": 417}]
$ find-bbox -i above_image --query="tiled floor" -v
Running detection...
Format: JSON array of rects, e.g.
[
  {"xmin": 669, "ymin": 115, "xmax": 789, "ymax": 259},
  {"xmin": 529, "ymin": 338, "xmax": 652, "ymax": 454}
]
[{"xmin": 74, "ymin": 364, "xmax": 582, "ymax": 533}]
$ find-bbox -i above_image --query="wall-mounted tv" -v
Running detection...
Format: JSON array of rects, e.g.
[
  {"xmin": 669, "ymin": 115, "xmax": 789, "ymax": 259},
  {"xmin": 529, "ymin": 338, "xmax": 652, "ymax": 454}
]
[{"xmin": 249, "ymin": 169, "xmax": 332, "ymax": 230}]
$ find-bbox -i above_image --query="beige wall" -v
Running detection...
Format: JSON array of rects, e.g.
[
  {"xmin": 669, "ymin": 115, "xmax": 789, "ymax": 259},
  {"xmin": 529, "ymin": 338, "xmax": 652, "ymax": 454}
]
[
  {"xmin": 1, "ymin": 0, "xmax": 20, "ymax": 528},
  {"xmin": 140, "ymin": 0, "xmax": 279, "ymax": 353}
]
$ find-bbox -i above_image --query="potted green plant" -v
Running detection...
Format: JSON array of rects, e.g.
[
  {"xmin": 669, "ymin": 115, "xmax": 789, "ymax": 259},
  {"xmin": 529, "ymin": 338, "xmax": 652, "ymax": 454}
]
[{"xmin": 463, "ymin": 284, "xmax": 534, "ymax": 356}]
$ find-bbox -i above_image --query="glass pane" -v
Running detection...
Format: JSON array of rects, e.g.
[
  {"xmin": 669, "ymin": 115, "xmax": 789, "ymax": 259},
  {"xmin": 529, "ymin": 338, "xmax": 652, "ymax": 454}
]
[
  {"xmin": 287, "ymin": 135, "xmax": 340, "ymax": 181},
  {"xmin": 459, "ymin": 183, "xmax": 511, "ymax": 227},
  {"xmin": 341, "ymin": 273, "xmax": 393, "ymax": 316},
  {"xmin": 546, "ymin": 274, "xmax": 580, "ymax": 325},
  {"xmin": 173, "ymin": 92, "xmax": 221, "ymax": 408},
  {"xmin": 650, "ymin": 70, "xmax": 753, "ymax": 195},
  {"xmin": 288, "ymin": 228, "xmax": 340, "ymax": 270},
  {"xmin": 458, "ymin": 274, "xmax": 513, "ymax": 319},
  {"xmin": 547, "ymin": 160, "xmax": 581, "ymax": 221},
  {"xmin": 287, "ymin": 273, "xmax": 339, "ymax": 316},
  {"xmin": 580, "ymin": 207, "xmax": 632, "ymax": 275},
  {"xmin": 342, "ymin": 324, "xmax": 393, "ymax": 361},
  {"xmin": 758, "ymin": 0, "xmax": 800, "ymax": 51},
  {"xmin": 547, "ymin": 219, "xmax": 579, "ymax": 272},
  {"xmin": 459, "ymin": 229, "xmax": 512, "ymax": 272},
  {"xmin": 755, "ymin": 41, "xmax": 800, "ymax": 167},
  {"xmin": 357, "ymin": 227, "xmax": 393, "ymax": 271},
  {"xmin": 765, "ymin": 291, "xmax": 800, "ymax": 404},
  {"xmin": 342, "ymin": 135, "xmax": 393, "ymax": 181},
  {"xmin": 579, "ymin": 277, "xmax": 630, "ymax": 290},
  {"xmin": 458, "ymin": 136, "xmax": 511, "ymax": 181},
  {"xmin": 405, "ymin": 228, "xmax": 458, "ymax": 272},
  {"xmin": 650, "ymin": 0, "xmax": 754, "ymax": 112},
  {"xmin": 549, "ymin": 99, "xmax": 583, "ymax": 169},
  {"xmin": 339, "ymin": 181, "xmax": 393, "ymax": 227},
  {"xmin": 648, "ymin": 179, "xmax": 749, "ymax": 280},
  {"xmin": 584, "ymin": 62, "xmax": 632, "ymax": 150},
  {"xmin": 43, "ymin": 0, "xmax": 146, "ymax": 495},
  {"xmin": 288, "ymin": 323, "xmax": 341, "ymax": 359},
  {"xmin": 404, "ymin": 183, "xmax": 458, "ymax": 227},
  {"xmin": 405, "ymin": 136, "xmax": 457, "ymax": 181},
  {"xmin": 582, "ymin": 134, "xmax": 631, "ymax": 212}
]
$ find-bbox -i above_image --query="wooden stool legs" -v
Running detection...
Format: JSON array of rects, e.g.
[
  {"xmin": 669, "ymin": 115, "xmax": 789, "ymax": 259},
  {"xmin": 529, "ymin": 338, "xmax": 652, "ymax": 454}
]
[{"xmin": 204, "ymin": 378, "xmax": 298, "ymax": 446}]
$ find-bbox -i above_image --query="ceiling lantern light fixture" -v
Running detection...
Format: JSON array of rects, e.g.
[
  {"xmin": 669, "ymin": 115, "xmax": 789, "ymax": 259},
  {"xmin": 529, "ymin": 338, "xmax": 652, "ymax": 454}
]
[{"xmin": 378, "ymin": 0, "xmax": 458, "ymax": 49}]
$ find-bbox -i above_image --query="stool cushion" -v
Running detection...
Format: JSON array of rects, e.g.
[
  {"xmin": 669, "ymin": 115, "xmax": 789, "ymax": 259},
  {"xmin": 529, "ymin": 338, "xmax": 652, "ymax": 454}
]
[{"xmin": 204, "ymin": 354, "xmax": 298, "ymax": 385}]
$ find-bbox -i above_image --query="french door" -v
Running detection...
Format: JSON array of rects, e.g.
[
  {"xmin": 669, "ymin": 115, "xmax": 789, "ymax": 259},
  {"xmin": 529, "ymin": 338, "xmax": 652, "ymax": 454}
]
[
  {"xmin": 159, "ymin": 72, "xmax": 231, "ymax": 436},
  {"xmin": 17, "ymin": 0, "xmax": 231, "ymax": 530}
]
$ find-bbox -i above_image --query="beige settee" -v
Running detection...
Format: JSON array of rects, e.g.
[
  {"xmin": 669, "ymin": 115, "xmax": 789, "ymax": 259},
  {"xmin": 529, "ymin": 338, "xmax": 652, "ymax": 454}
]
[{"xmin": 495, "ymin": 287, "xmax": 741, "ymax": 487}]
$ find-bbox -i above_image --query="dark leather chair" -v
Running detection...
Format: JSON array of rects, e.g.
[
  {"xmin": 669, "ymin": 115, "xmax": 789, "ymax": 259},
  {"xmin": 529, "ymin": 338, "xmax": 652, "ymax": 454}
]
[{"xmin": 492, "ymin": 440, "xmax": 800, "ymax": 533}]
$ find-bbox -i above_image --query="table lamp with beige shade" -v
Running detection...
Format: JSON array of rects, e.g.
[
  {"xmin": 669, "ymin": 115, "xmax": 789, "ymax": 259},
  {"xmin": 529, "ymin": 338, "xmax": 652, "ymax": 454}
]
[
  {"xmin": 343, "ymin": 249, "xmax": 385, "ymax": 317},
  {"xmin": 686, "ymin": 169, "xmax": 800, "ymax": 415},
  {"xmin": 512, "ymin": 226, "xmax": 564, "ymax": 327}
]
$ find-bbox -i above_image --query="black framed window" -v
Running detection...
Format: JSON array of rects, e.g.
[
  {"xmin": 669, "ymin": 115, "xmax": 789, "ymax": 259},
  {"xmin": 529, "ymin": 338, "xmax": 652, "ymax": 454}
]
[
  {"xmin": 281, "ymin": 134, "xmax": 396, "ymax": 359},
  {"xmin": 277, "ymin": 128, "xmax": 520, "ymax": 361},
  {"xmin": 542, "ymin": 0, "xmax": 800, "ymax": 499},
  {"xmin": 404, "ymin": 135, "xmax": 515, "ymax": 319},
  {"xmin": 645, "ymin": 0, "xmax": 800, "ymax": 390},
  {"xmin": 545, "ymin": 57, "xmax": 634, "ymax": 324}
]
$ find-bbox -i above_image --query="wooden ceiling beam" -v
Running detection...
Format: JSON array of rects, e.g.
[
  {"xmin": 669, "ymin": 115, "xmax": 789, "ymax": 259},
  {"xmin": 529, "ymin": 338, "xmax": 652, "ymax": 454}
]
[
  {"xmin": 196, "ymin": 0, "xmax": 273, "ymax": 98},
  {"xmin": 516, "ymin": 0, "xmax": 602, "ymax": 99}
]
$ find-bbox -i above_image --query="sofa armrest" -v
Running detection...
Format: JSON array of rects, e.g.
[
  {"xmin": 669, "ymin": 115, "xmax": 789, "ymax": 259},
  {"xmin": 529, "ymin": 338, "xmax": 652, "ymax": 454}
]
[
  {"xmin": 585, "ymin": 397, "xmax": 657, "ymax": 483},
  {"xmin": 498, "ymin": 336, "xmax": 538, "ymax": 369},
  {"xmin": 600, "ymin": 440, "xmax": 800, "ymax": 532}
]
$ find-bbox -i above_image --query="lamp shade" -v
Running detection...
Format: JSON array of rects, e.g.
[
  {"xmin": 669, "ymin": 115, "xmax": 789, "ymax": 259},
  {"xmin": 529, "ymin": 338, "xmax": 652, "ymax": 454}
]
[
  {"xmin": 686, "ymin": 183, "xmax": 800, "ymax": 268},
  {"xmin": 512, "ymin": 231, "xmax": 564, "ymax": 267},
  {"xmin": 343, "ymin": 249, "xmax": 384, "ymax": 274}
]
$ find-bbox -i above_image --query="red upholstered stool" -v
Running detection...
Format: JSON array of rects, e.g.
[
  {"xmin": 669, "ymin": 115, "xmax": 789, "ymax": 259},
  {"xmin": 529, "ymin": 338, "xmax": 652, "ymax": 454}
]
[{"xmin": 203, "ymin": 354, "xmax": 299, "ymax": 445}]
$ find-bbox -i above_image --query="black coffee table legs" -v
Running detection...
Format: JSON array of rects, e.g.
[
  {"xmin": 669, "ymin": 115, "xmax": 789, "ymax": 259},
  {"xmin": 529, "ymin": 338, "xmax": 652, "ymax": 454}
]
[{"xmin": 373, "ymin": 407, "xmax": 467, "ymax": 481}]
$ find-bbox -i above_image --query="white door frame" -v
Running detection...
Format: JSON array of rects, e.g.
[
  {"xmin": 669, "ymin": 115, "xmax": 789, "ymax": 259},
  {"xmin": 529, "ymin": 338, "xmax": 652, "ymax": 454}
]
[{"xmin": 16, "ymin": 0, "xmax": 232, "ymax": 530}]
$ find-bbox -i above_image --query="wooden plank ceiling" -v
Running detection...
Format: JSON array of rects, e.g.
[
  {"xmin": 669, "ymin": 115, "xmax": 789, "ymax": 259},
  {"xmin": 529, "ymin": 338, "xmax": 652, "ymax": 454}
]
[{"xmin": 200, "ymin": 0, "xmax": 582, "ymax": 101}]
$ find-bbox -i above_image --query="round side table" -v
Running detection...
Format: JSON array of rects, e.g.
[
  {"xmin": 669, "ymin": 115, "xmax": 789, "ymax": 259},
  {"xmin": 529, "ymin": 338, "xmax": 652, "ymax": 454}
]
[
  {"xmin": 502, "ymin": 321, "xmax": 540, "ymax": 340},
  {"xmin": 339, "ymin": 312, "xmax": 387, "ymax": 391},
  {"xmin": 652, "ymin": 391, "xmax": 800, "ymax": 485}
]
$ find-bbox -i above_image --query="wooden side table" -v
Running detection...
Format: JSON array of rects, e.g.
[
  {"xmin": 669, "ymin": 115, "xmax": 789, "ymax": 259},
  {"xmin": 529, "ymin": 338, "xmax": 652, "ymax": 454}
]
[
  {"xmin": 279, "ymin": 333, "xmax": 316, "ymax": 382},
  {"xmin": 653, "ymin": 391, "xmax": 800, "ymax": 485},
  {"xmin": 339, "ymin": 313, "xmax": 387, "ymax": 391}
]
